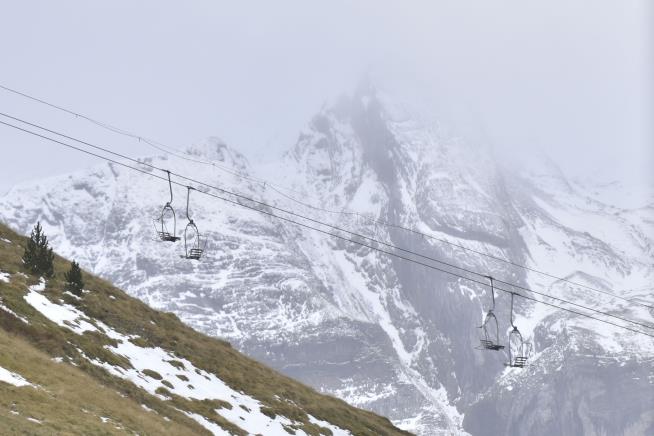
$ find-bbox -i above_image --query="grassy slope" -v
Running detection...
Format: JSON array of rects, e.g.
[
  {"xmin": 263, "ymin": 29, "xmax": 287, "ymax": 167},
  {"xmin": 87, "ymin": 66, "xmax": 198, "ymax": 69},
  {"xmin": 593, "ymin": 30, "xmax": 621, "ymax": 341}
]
[
  {"xmin": 0, "ymin": 327, "xmax": 199, "ymax": 435},
  {"xmin": 0, "ymin": 222, "xmax": 411, "ymax": 436}
]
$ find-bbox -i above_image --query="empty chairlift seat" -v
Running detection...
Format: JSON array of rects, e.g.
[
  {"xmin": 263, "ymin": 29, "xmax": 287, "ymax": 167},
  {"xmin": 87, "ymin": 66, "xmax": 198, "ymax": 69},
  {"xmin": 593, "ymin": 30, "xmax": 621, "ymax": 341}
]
[
  {"xmin": 154, "ymin": 170, "xmax": 180, "ymax": 242},
  {"xmin": 478, "ymin": 276, "xmax": 504, "ymax": 351},
  {"xmin": 505, "ymin": 292, "xmax": 531, "ymax": 368},
  {"xmin": 180, "ymin": 186, "xmax": 205, "ymax": 261}
]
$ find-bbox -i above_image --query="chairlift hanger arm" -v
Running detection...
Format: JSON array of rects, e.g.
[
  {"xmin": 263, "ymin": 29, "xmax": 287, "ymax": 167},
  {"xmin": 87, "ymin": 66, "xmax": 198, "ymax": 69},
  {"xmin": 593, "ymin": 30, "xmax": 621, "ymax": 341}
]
[
  {"xmin": 186, "ymin": 186, "xmax": 195, "ymax": 222},
  {"xmin": 490, "ymin": 276, "xmax": 495, "ymax": 310},
  {"xmin": 509, "ymin": 292, "xmax": 516, "ymax": 329},
  {"xmin": 166, "ymin": 170, "xmax": 173, "ymax": 205}
]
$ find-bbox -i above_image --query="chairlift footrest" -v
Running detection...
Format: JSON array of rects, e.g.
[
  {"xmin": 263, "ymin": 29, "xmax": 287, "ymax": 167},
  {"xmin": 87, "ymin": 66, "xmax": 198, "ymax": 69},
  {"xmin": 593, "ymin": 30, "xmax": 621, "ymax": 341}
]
[{"xmin": 480, "ymin": 340, "xmax": 505, "ymax": 350}]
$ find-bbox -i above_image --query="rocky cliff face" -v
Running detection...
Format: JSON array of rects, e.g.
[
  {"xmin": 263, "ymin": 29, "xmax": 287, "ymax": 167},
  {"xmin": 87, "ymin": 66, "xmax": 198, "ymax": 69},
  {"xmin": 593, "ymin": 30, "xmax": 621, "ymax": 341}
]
[{"xmin": 1, "ymin": 86, "xmax": 652, "ymax": 435}]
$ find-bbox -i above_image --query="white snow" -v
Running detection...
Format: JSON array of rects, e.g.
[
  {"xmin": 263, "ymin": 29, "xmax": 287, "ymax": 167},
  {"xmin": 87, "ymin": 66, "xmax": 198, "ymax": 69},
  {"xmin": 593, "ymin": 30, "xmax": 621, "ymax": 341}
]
[
  {"xmin": 0, "ymin": 366, "xmax": 32, "ymax": 387},
  {"xmin": 183, "ymin": 412, "xmax": 231, "ymax": 436},
  {"xmin": 333, "ymin": 381, "xmax": 397, "ymax": 406},
  {"xmin": 0, "ymin": 270, "xmax": 10, "ymax": 283},
  {"xmin": 29, "ymin": 278, "xmax": 46, "ymax": 292},
  {"xmin": 24, "ymin": 286, "xmax": 97, "ymax": 334},
  {"xmin": 394, "ymin": 414, "xmax": 422, "ymax": 433},
  {"xmin": 0, "ymin": 237, "xmax": 11, "ymax": 244},
  {"xmin": 140, "ymin": 404, "xmax": 155, "ymax": 413},
  {"xmin": 63, "ymin": 291, "xmax": 81, "ymax": 300},
  {"xmin": 307, "ymin": 414, "xmax": 352, "ymax": 436}
]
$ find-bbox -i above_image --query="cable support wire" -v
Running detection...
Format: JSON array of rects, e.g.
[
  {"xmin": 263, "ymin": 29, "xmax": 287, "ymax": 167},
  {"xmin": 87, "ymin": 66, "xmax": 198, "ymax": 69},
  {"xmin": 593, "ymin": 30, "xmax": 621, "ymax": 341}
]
[
  {"xmin": 3, "ymin": 112, "xmax": 654, "ymax": 328},
  {"xmin": 2, "ymin": 110, "xmax": 653, "ymax": 312},
  {"xmin": 1, "ymin": 84, "xmax": 651, "ymax": 307},
  {"xmin": 1, "ymin": 115, "xmax": 653, "ymax": 331},
  {"xmin": 1, "ymin": 117, "xmax": 653, "ymax": 340}
]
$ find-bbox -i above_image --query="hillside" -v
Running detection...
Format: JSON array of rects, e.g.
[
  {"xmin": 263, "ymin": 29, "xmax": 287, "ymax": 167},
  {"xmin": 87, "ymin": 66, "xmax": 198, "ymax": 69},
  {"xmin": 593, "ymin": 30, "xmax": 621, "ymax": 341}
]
[{"xmin": 0, "ymin": 222, "xmax": 411, "ymax": 435}]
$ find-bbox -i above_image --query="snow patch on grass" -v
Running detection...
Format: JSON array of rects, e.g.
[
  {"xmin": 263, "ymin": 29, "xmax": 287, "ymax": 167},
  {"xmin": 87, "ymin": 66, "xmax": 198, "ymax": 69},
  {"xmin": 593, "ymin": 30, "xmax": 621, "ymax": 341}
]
[
  {"xmin": 82, "ymin": 321, "xmax": 353, "ymax": 435},
  {"xmin": 183, "ymin": 412, "xmax": 231, "ymax": 436},
  {"xmin": 63, "ymin": 291, "xmax": 81, "ymax": 300},
  {"xmin": 14, "ymin": 278, "xmax": 355, "ymax": 434},
  {"xmin": 29, "ymin": 278, "xmax": 46, "ymax": 292},
  {"xmin": 308, "ymin": 414, "xmax": 353, "ymax": 436},
  {"xmin": 0, "ymin": 271, "xmax": 10, "ymax": 283},
  {"xmin": 0, "ymin": 366, "xmax": 32, "ymax": 387},
  {"xmin": 0, "ymin": 299, "xmax": 29, "ymax": 324},
  {"xmin": 24, "ymin": 281, "xmax": 97, "ymax": 334}
]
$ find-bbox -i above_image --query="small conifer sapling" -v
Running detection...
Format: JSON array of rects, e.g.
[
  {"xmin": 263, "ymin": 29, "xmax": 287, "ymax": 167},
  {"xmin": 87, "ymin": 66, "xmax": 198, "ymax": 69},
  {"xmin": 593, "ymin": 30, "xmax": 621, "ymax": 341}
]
[{"xmin": 64, "ymin": 261, "xmax": 84, "ymax": 297}]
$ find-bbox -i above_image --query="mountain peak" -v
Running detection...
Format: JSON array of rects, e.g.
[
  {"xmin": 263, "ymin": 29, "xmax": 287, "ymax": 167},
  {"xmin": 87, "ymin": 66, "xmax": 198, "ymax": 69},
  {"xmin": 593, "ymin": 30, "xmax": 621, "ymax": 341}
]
[
  {"xmin": 185, "ymin": 136, "xmax": 250, "ymax": 172},
  {"xmin": 185, "ymin": 136, "xmax": 228, "ymax": 159}
]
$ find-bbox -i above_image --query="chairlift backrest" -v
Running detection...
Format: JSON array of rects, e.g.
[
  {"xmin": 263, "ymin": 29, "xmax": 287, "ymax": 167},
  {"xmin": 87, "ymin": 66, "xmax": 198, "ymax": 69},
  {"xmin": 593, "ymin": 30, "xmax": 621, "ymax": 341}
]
[
  {"xmin": 180, "ymin": 186, "xmax": 205, "ymax": 260},
  {"xmin": 478, "ymin": 276, "xmax": 504, "ymax": 350},
  {"xmin": 154, "ymin": 170, "xmax": 180, "ymax": 242},
  {"xmin": 183, "ymin": 220, "xmax": 203, "ymax": 260},
  {"xmin": 480, "ymin": 310, "xmax": 504, "ymax": 350},
  {"xmin": 505, "ymin": 293, "xmax": 529, "ymax": 368}
]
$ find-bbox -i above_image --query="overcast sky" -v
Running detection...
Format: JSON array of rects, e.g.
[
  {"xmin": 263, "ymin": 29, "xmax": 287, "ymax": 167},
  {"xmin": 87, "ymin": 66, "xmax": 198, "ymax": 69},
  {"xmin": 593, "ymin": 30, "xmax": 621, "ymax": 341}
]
[{"xmin": 1, "ymin": 0, "xmax": 652, "ymax": 195}]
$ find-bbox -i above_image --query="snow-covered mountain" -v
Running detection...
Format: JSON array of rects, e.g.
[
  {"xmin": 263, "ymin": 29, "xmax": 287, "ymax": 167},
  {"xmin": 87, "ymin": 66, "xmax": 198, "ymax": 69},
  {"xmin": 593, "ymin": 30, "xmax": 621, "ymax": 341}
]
[{"xmin": 1, "ymin": 84, "xmax": 653, "ymax": 435}]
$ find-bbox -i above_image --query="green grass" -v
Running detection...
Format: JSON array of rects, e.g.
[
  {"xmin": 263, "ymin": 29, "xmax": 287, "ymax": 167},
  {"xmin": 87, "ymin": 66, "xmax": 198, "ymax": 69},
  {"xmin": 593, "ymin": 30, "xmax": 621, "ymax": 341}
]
[
  {"xmin": 0, "ymin": 222, "xmax": 412, "ymax": 435},
  {"xmin": 0, "ymin": 326, "xmax": 204, "ymax": 435},
  {"xmin": 142, "ymin": 369, "xmax": 163, "ymax": 380}
]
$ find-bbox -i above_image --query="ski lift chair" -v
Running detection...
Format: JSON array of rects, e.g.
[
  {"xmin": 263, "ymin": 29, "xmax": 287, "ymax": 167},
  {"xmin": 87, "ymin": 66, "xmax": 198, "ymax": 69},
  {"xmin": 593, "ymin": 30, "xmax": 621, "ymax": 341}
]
[
  {"xmin": 505, "ymin": 293, "xmax": 531, "ymax": 368},
  {"xmin": 478, "ymin": 276, "xmax": 504, "ymax": 350},
  {"xmin": 154, "ymin": 170, "xmax": 180, "ymax": 242},
  {"xmin": 180, "ymin": 186, "xmax": 205, "ymax": 260},
  {"xmin": 480, "ymin": 310, "xmax": 505, "ymax": 350}
]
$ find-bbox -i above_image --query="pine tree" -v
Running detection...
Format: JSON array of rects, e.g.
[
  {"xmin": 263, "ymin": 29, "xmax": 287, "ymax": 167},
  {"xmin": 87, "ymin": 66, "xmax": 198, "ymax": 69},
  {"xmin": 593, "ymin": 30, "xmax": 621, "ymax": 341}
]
[
  {"xmin": 40, "ymin": 245, "xmax": 55, "ymax": 278},
  {"xmin": 22, "ymin": 222, "xmax": 55, "ymax": 278},
  {"xmin": 22, "ymin": 223, "xmax": 40, "ymax": 271},
  {"xmin": 64, "ymin": 261, "xmax": 84, "ymax": 297}
]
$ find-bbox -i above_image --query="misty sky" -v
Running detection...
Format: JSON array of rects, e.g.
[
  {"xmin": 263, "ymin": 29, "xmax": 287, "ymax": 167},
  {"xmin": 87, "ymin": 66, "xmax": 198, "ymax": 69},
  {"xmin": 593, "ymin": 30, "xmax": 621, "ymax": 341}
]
[{"xmin": 0, "ymin": 0, "xmax": 652, "ymax": 195}]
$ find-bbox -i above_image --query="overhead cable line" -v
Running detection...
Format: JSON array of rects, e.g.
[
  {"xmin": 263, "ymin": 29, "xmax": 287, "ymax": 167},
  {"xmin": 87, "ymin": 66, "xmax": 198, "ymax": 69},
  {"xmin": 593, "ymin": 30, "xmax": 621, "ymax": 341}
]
[
  {"xmin": 0, "ymin": 83, "xmax": 305, "ymax": 196},
  {"xmin": 2, "ymin": 114, "xmax": 653, "ymax": 330},
  {"xmin": 2, "ymin": 112, "xmax": 654, "ymax": 330},
  {"xmin": 1, "ymin": 118, "xmax": 653, "ymax": 339},
  {"xmin": 1, "ymin": 83, "xmax": 650, "ymax": 308}
]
